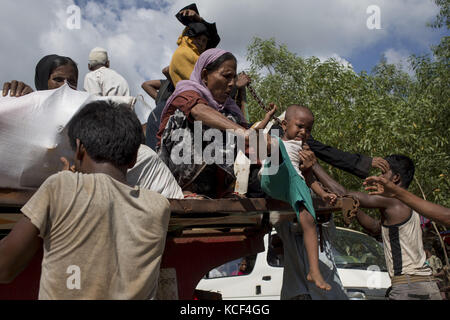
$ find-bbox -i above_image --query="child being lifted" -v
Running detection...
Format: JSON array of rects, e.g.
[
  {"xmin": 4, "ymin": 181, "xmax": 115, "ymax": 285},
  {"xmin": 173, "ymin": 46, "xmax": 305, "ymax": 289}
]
[{"xmin": 259, "ymin": 104, "xmax": 336, "ymax": 291}]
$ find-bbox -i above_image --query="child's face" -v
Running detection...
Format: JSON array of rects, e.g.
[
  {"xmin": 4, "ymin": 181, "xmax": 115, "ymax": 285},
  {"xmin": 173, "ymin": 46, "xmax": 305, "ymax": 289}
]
[
  {"xmin": 282, "ymin": 110, "xmax": 314, "ymax": 142},
  {"xmin": 192, "ymin": 34, "xmax": 209, "ymax": 54}
]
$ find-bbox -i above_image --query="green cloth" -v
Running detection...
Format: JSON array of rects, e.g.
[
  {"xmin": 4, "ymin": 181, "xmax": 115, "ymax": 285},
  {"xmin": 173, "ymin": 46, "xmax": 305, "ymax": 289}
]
[{"xmin": 260, "ymin": 137, "xmax": 316, "ymax": 222}]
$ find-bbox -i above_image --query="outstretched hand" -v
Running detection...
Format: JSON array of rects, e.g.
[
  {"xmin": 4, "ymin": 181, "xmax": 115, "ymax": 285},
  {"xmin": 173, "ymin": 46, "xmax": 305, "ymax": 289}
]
[
  {"xmin": 235, "ymin": 72, "xmax": 251, "ymax": 88},
  {"xmin": 179, "ymin": 9, "xmax": 202, "ymax": 22},
  {"xmin": 363, "ymin": 175, "xmax": 397, "ymax": 197},
  {"xmin": 265, "ymin": 103, "xmax": 277, "ymax": 118},
  {"xmin": 372, "ymin": 157, "xmax": 390, "ymax": 173},
  {"xmin": 299, "ymin": 143, "xmax": 317, "ymax": 172},
  {"xmin": 2, "ymin": 80, "xmax": 34, "ymax": 97},
  {"xmin": 322, "ymin": 192, "xmax": 338, "ymax": 206}
]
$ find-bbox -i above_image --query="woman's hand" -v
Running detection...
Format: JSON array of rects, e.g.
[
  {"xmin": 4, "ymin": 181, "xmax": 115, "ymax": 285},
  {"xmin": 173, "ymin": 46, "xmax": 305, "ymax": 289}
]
[
  {"xmin": 2, "ymin": 81, "xmax": 33, "ymax": 97},
  {"xmin": 265, "ymin": 103, "xmax": 277, "ymax": 119},
  {"xmin": 254, "ymin": 103, "xmax": 278, "ymax": 130},
  {"xmin": 179, "ymin": 9, "xmax": 202, "ymax": 22},
  {"xmin": 235, "ymin": 72, "xmax": 251, "ymax": 89}
]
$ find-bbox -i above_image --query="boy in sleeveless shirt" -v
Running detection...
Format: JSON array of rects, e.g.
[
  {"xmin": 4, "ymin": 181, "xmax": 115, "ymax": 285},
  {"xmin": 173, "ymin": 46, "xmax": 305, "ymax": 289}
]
[{"xmin": 310, "ymin": 154, "xmax": 442, "ymax": 300}]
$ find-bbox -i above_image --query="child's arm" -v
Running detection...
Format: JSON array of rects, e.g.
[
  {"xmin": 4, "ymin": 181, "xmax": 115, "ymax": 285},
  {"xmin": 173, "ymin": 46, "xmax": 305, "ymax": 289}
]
[
  {"xmin": 307, "ymin": 171, "xmax": 337, "ymax": 206},
  {"xmin": 0, "ymin": 217, "xmax": 41, "ymax": 283},
  {"xmin": 254, "ymin": 103, "xmax": 277, "ymax": 130}
]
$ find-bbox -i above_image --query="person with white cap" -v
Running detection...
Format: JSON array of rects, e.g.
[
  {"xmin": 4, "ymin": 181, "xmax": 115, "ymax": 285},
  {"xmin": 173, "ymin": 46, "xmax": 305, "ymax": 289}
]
[{"xmin": 83, "ymin": 47, "xmax": 130, "ymax": 97}]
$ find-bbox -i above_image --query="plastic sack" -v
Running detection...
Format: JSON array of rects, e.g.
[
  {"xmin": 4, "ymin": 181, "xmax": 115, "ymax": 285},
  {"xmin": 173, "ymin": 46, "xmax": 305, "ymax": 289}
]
[
  {"xmin": 0, "ymin": 85, "xmax": 90, "ymax": 189},
  {"xmin": 127, "ymin": 144, "xmax": 183, "ymax": 199},
  {"xmin": 0, "ymin": 84, "xmax": 143, "ymax": 190}
]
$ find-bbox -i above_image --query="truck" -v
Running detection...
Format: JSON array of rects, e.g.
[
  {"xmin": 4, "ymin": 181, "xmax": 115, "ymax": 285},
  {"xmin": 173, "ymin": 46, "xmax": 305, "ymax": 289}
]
[{"xmin": 0, "ymin": 189, "xmax": 361, "ymax": 300}]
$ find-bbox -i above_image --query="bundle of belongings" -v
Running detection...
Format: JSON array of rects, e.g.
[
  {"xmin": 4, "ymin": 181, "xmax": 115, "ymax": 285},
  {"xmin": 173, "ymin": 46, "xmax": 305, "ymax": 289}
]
[{"xmin": 0, "ymin": 84, "xmax": 181, "ymax": 197}]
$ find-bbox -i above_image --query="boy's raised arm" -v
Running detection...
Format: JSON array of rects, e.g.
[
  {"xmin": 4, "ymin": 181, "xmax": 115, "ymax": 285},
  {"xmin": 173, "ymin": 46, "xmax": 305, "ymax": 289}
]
[
  {"xmin": 364, "ymin": 176, "xmax": 450, "ymax": 227},
  {"xmin": 254, "ymin": 103, "xmax": 277, "ymax": 130},
  {"xmin": 0, "ymin": 216, "xmax": 41, "ymax": 283}
]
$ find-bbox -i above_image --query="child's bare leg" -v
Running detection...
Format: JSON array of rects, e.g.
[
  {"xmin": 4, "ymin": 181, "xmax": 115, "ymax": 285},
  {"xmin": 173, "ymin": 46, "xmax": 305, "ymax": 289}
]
[{"xmin": 299, "ymin": 208, "xmax": 331, "ymax": 291}]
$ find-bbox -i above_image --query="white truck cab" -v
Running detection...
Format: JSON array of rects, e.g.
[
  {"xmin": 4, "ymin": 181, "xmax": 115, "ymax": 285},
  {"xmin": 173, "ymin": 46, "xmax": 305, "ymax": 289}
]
[{"xmin": 196, "ymin": 227, "xmax": 391, "ymax": 300}]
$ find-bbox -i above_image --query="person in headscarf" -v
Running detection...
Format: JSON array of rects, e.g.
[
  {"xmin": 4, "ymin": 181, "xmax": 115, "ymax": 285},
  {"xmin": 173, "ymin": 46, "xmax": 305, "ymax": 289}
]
[
  {"xmin": 34, "ymin": 54, "xmax": 78, "ymax": 90},
  {"xmin": 169, "ymin": 3, "xmax": 220, "ymax": 87},
  {"xmin": 157, "ymin": 48, "xmax": 252, "ymax": 198},
  {"xmin": 2, "ymin": 54, "xmax": 79, "ymax": 96}
]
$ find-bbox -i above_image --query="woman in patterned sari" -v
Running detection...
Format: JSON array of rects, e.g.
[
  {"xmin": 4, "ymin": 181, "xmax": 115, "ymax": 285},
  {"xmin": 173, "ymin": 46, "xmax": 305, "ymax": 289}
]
[{"xmin": 156, "ymin": 48, "xmax": 253, "ymax": 198}]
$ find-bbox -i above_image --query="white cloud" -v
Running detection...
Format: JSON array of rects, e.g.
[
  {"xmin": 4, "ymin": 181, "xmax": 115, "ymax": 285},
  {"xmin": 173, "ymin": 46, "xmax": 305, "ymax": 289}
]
[
  {"xmin": 317, "ymin": 54, "xmax": 354, "ymax": 70},
  {"xmin": 384, "ymin": 48, "xmax": 414, "ymax": 76},
  {"xmin": 193, "ymin": 0, "xmax": 439, "ymax": 59},
  {"xmin": 0, "ymin": 0, "xmax": 441, "ymax": 103}
]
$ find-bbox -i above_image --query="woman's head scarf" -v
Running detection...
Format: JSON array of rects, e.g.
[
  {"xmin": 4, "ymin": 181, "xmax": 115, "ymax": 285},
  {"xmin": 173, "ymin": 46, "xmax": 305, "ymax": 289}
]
[
  {"xmin": 34, "ymin": 54, "xmax": 78, "ymax": 90},
  {"xmin": 163, "ymin": 48, "xmax": 246, "ymax": 124}
]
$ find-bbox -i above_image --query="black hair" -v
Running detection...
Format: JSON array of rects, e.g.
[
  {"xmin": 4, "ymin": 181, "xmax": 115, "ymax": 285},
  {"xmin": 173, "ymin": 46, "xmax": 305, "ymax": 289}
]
[
  {"xmin": 67, "ymin": 100, "xmax": 145, "ymax": 168},
  {"xmin": 284, "ymin": 104, "xmax": 314, "ymax": 122},
  {"xmin": 384, "ymin": 154, "xmax": 415, "ymax": 189},
  {"xmin": 204, "ymin": 52, "xmax": 237, "ymax": 73}
]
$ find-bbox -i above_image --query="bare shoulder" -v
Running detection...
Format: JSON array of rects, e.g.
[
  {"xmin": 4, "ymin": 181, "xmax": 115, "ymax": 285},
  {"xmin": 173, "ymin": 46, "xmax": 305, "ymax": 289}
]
[{"xmin": 383, "ymin": 198, "xmax": 412, "ymax": 226}]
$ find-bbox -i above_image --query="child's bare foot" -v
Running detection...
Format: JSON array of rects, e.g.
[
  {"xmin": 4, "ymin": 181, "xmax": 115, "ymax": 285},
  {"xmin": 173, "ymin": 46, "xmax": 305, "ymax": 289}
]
[{"xmin": 307, "ymin": 271, "xmax": 331, "ymax": 291}]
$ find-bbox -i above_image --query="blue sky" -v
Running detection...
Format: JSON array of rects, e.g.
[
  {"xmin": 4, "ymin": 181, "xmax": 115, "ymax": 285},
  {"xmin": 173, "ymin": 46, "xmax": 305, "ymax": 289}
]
[
  {"xmin": 348, "ymin": 24, "xmax": 446, "ymax": 74},
  {"xmin": 0, "ymin": 0, "xmax": 446, "ymax": 104}
]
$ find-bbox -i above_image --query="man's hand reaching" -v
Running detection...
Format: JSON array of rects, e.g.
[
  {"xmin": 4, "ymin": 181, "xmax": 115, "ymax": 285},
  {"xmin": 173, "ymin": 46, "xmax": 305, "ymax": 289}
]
[
  {"xmin": 299, "ymin": 144, "xmax": 317, "ymax": 172},
  {"xmin": 371, "ymin": 157, "xmax": 390, "ymax": 173},
  {"xmin": 363, "ymin": 175, "xmax": 397, "ymax": 197}
]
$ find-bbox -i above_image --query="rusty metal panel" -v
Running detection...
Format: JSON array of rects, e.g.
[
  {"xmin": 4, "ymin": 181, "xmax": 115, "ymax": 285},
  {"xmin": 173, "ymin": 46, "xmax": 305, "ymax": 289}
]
[{"xmin": 0, "ymin": 188, "xmax": 359, "ymax": 230}]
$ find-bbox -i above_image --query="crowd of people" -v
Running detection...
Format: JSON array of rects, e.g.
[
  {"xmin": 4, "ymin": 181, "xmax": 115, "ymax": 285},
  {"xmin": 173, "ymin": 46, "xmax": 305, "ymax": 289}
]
[{"xmin": 0, "ymin": 3, "xmax": 448, "ymax": 301}]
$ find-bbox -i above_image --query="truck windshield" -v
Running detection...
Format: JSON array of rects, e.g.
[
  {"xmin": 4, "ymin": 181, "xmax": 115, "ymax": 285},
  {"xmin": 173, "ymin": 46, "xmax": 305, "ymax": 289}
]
[{"xmin": 331, "ymin": 229, "xmax": 387, "ymax": 272}]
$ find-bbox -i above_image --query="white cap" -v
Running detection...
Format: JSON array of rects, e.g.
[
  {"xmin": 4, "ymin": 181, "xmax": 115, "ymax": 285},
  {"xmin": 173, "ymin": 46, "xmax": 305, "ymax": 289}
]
[{"xmin": 88, "ymin": 47, "xmax": 108, "ymax": 64}]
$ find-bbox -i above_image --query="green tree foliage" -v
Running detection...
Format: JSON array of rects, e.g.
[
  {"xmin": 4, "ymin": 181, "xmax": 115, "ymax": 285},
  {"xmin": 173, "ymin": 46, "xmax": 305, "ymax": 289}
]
[{"xmin": 244, "ymin": 3, "xmax": 449, "ymax": 228}]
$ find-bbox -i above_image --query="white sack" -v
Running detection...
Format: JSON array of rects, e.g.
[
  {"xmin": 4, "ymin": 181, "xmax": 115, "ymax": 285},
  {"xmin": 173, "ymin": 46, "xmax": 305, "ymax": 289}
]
[
  {"xmin": 127, "ymin": 144, "xmax": 183, "ymax": 199},
  {"xmin": 0, "ymin": 84, "xmax": 171, "ymax": 191},
  {"xmin": 0, "ymin": 84, "xmax": 90, "ymax": 189}
]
